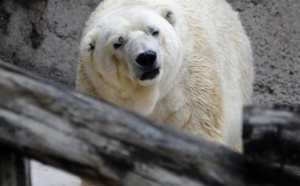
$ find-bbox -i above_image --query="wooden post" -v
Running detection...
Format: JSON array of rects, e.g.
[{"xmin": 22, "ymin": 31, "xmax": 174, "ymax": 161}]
[{"xmin": 0, "ymin": 150, "xmax": 31, "ymax": 186}]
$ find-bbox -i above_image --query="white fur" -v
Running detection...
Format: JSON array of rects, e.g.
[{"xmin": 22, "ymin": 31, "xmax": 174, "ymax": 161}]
[{"xmin": 77, "ymin": 0, "xmax": 253, "ymax": 147}]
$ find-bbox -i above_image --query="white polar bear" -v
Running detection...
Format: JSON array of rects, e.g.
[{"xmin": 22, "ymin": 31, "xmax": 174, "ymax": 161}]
[
  {"xmin": 32, "ymin": 0, "xmax": 254, "ymax": 185},
  {"xmin": 77, "ymin": 0, "xmax": 253, "ymax": 150}
]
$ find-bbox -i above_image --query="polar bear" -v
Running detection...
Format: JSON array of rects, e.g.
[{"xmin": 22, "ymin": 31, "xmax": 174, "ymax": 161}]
[
  {"xmin": 77, "ymin": 0, "xmax": 253, "ymax": 151},
  {"xmin": 76, "ymin": 0, "xmax": 253, "ymax": 185},
  {"xmin": 30, "ymin": 1, "xmax": 253, "ymax": 186}
]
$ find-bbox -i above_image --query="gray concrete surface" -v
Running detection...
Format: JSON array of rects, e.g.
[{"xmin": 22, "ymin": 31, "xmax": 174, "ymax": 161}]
[
  {"xmin": 228, "ymin": 0, "xmax": 300, "ymax": 104},
  {"xmin": 0, "ymin": 0, "xmax": 300, "ymax": 104},
  {"xmin": 0, "ymin": 0, "xmax": 100, "ymax": 86}
]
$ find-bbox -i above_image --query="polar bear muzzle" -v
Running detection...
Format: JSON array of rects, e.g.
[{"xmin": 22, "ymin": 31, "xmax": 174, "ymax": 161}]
[{"xmin": 139, "ymin": 67, "xmax": 160, "ymax": 81}]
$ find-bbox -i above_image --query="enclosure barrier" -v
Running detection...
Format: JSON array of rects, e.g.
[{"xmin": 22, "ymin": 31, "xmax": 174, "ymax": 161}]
[{"xmin": 0, "ymin": 60, "xmax": 300, "ymax": 186}]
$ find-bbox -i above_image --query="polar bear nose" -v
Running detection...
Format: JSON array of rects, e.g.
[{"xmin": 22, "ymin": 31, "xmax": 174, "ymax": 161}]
[{"xmin": 135, "ymin": 50, "xmax": 157, "ymax": 67}]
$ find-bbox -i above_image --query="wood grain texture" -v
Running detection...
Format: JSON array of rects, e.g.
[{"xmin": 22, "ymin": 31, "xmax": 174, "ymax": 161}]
[{"xmin": 0, "ymin": 60, "xmax": 300, "ymax": 186}]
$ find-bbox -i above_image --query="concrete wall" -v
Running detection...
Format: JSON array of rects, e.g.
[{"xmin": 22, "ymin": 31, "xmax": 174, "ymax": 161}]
[
  {"xmin": 0, "ymin": 0, "xmax": 299, "ymax": 105},
  {"xmin": 228, "ymin": 0, "xmax": 300, "ymax": 104}
]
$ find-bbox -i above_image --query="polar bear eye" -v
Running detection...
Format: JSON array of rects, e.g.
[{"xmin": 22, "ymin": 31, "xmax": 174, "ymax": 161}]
[
  {"xmin": 152, "ymin": 30, "xmax": 160, "ymax": 36},
  {"xmin": 148, "ymin": 27, "xmax": 159, "ymax": 37},
  {"xmin": 113, "ymin": 37, "xmax": 124, "ymax": 49},
  {"xmin": 113, "ymin": 43, "xmax": 123, "ymax": 49}
]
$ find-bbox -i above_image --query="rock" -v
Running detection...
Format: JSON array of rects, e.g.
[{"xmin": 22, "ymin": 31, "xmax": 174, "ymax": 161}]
[{"xmin": 0, "ymin": 0, "xmax": 99, "ymax": 86}]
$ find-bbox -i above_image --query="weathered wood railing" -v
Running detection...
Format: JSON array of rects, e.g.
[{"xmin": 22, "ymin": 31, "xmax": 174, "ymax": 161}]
[{"xmin": 0, "ymin": 60, "xmax": 300, "ymax": 186}]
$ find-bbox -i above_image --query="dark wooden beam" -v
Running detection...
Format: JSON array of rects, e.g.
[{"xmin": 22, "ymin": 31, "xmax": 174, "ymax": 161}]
[{"xmin": 0, "ymin": 150, "xmax": 31, "ymax": 186}]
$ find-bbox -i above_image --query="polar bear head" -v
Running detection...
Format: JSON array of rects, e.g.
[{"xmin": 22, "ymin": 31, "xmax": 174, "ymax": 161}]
[{"xmin": 80, "ymin": 4, "xmax": 182, "ymax": 114}]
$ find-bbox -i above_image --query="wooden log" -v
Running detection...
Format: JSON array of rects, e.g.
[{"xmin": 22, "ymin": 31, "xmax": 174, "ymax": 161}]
[
  {"xmin": 0, "ymin": 150, "xmax": 31, "ymax": 186},
  {"xmin": 243, "ymin": 105, "xmax": 300, "ymax": 178},
  {"xmin": 0, "ymin": 60, "xmax": 299, "ymax": 186},
  {"xmin": 243, "ymin": 106, "xmax": 300, "ymax": 168}
]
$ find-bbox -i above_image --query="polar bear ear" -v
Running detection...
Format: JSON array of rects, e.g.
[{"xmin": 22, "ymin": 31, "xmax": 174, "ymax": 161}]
[
  {"xmin": 80, "ymin": 28, "xmax": 100, "ymax": 65},
  {"xmin": 155, "ymin": 5, "xmax": 177, "ymax": 25},
  {"xmin": 81, "ymin": 27, "xmax": 99, "ymax": 52}
]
